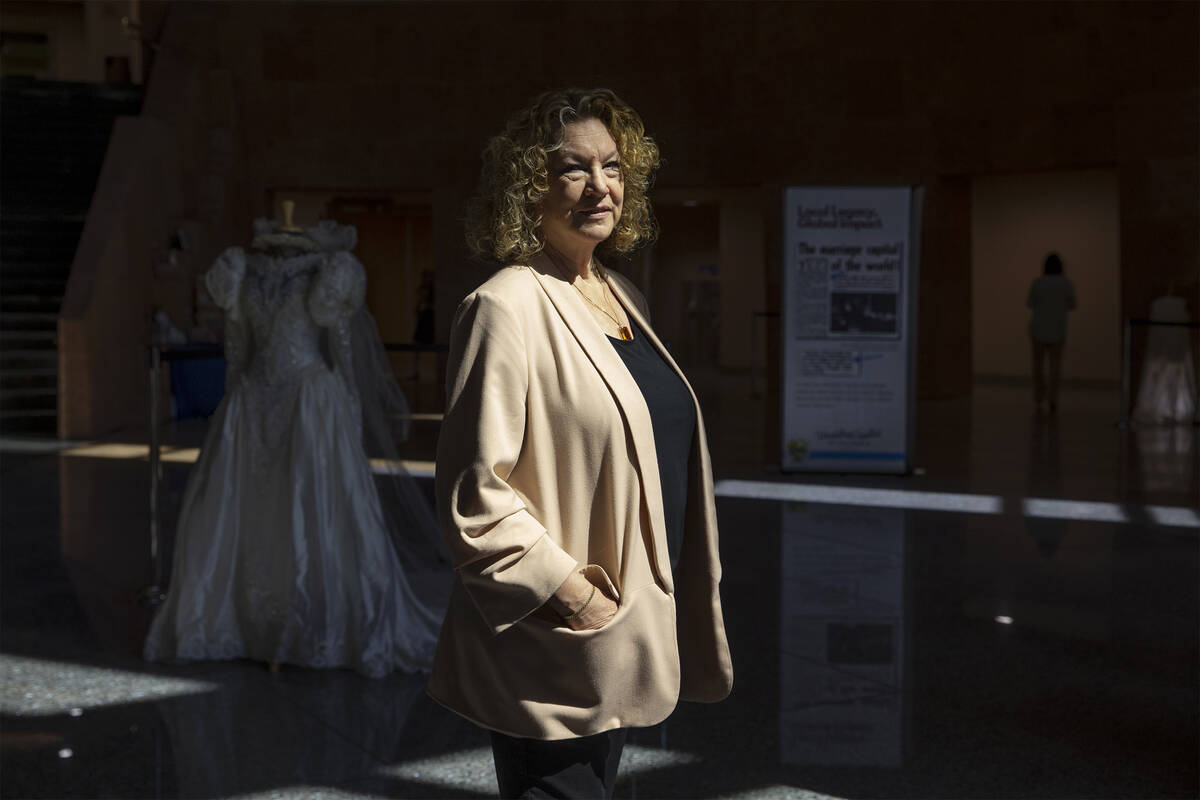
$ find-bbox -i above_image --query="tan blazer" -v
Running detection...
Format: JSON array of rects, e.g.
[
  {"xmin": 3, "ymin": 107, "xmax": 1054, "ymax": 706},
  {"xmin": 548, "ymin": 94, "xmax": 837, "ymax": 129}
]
[{"xmin": 428, "ymin": 254, "xmax": 733, "ymax": 740}]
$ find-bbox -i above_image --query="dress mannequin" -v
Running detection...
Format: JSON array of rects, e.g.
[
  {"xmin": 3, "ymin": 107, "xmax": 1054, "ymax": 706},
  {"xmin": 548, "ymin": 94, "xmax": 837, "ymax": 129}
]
[
  {"xmin": 144, "ymin": 215, "xmax": 441, "ymax": 676},
  {"xmin": 1133, "ymin": 286, "xmax": 1197, "ymax": 425}
]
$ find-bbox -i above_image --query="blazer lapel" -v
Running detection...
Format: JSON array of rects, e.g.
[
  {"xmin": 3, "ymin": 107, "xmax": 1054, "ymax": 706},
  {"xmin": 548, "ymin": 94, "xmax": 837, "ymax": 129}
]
[{"xmin": 528, "ymin": 256, "xmax": 675, "ymax": 593}]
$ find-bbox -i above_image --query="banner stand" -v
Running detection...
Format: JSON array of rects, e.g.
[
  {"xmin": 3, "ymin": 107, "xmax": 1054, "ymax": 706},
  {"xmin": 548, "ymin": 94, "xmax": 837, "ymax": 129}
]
[{"xmin": 780, "ymin": 186, "xmax": 924, "ymax": 474}]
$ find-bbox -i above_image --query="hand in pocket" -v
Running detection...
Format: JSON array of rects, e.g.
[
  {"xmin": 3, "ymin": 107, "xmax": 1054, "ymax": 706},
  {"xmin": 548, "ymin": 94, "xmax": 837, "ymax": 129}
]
[{"xmin": 546, "ymin": 567, "xmax": 620, "ymax": 631}]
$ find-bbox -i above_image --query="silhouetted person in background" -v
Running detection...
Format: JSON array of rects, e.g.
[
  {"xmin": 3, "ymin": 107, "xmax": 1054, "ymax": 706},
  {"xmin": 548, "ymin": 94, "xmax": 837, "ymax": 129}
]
[{"xmin": 1026, "ymin": 252, "xmax": 1077, "ymax": 413}]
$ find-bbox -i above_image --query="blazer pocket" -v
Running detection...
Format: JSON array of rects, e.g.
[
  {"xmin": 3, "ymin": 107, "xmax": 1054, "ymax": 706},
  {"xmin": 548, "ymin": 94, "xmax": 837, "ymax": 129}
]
[{"xmin": 500, "ymin": 583, "xmax": 678, "ymax": 716}]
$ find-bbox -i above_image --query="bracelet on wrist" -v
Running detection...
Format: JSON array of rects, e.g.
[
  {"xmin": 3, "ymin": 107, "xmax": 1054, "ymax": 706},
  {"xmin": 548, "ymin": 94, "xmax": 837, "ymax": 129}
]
[{"xmin": 561, "ymin": 585, "xmax": 597, "ymax": 619}]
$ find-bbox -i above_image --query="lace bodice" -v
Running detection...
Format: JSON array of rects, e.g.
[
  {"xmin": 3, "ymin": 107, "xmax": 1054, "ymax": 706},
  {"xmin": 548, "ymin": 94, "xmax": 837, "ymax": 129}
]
[
  {"xmin": 207, "ymin": 246, "xmax": 366, "ymax": 385},
  {"xmin": 242, "ymin": 253, "xmax": 326, "ymax": 384},
  {"xmin": 205, "ymin": 245, "xmax": 367, "ymax": 463}
]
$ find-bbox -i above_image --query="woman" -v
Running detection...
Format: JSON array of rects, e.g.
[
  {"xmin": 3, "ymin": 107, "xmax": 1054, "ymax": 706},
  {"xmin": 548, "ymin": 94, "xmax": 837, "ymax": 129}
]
[
  {"xmin": 430, "ymin": 88, "xmax": 733, "ymax": 798},
  {"xmin": 1026, "ymin": 252, "xmax": 1077, "ymax": 413}
]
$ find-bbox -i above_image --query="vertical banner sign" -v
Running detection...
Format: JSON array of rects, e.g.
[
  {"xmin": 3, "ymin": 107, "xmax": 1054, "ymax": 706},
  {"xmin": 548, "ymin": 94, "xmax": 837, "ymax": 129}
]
[{"xmin": 782, "ymin": 186, "xmax": 922, "ymax": 473}]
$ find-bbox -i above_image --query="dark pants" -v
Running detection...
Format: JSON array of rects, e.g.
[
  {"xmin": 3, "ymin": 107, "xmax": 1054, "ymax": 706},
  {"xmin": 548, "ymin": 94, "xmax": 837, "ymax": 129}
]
[{"xmin": 490, "ymin": 728, "xmax": 627, "ymax": 799}]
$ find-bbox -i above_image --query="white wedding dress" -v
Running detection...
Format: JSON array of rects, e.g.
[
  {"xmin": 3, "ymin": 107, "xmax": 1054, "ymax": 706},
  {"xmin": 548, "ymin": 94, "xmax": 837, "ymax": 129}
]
[
  {"xmin": 145, "ymin": 229, "xmax": 440, "ymax": 677},
  {"xmin": 1133, "ymin": 295, "xmax": 1197, "ymax": 425}
]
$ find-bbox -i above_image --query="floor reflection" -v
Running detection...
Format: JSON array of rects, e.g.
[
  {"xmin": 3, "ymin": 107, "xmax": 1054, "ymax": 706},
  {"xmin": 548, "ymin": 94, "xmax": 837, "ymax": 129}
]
[
  {"xmin": 1, "ymin": 384, "xmax": 1197, "ymax": 798},
  {"xmin": 779, "ymin": 503, "xmax": 905, "ymax": 768},
  {"xmin": 1133, "ymin": 423, "xmax": 1197, "ymax": 495},
  {"xmin": 157, "ymin": 667, "xmax": 427, "ymax": 798},
  {"xmin": 1025, "ymin": 411, "xmax": 1068, "ymax": 557}
]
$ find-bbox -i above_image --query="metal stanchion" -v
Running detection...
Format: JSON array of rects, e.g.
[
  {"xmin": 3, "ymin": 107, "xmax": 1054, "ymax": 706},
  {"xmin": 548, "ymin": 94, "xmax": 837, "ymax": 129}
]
[
  {"xmin": 749, "ymin": 311, "xmax": 760, "ymax": 398},
  {"xmin": 139, "ymin": 345, "xmax": 166, "ymax": 606},
  {"xmin": 1117, "ymin": 318, "xmax": 1132, "ymax": 429}
]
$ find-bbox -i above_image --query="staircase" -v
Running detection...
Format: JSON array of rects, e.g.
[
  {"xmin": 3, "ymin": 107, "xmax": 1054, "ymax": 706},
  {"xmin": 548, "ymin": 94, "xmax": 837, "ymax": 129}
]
[{"xmin": 0, "ymin": 77, "xmax": 143, "ymax": 436}]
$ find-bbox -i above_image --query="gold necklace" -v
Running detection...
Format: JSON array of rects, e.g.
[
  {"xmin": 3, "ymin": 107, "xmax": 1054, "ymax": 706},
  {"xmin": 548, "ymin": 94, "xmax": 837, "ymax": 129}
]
[
  {"xmin": 574, "ymin": 280, "xmax": 632, "ymax": 341},
  {"xmin": 546, "ymin": 250, "xmax": 633, "ymax": 341}
]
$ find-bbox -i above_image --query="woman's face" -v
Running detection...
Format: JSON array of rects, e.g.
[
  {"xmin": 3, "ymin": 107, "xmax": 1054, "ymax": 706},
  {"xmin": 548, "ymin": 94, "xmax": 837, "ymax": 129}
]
[{"xmin": 540, "ymin": 118, "xmax": 624, "ymax": 254}]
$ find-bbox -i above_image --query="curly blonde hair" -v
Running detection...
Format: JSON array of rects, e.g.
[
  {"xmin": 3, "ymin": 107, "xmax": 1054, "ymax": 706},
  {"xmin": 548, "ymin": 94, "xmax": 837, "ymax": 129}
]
[{"xmin": 465, "ymin": 88, "xmax": 661, "ymax": 264}]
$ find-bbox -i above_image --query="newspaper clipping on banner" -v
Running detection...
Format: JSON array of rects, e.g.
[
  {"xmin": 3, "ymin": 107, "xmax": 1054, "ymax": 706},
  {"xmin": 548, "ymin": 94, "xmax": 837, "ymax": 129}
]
[{"xmin": 781, "ymin": 186, "xmax": 922, "ymax": 473}]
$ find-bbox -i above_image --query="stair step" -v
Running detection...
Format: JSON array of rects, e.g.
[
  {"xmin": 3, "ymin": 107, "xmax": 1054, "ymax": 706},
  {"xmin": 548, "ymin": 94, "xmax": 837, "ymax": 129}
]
[
  {"xmin": 2, "ymin": 144, "xmax": 109, "ymax": 160},
  {"xmin": 1, "ymin": 224, "xmax": 83, "ymax": 240},
  {"xmin": 1, "ymin": 247, "xmax": 78, "ymax": 264},
  {"xmin": 1, "ymin": 386, "xmax": 56, "ymax": 398},
  {"xmin": 0, "ymin": 351, "xmax": 57, "ymax": 371},
  {"xmin": 1, "ymin": 220, "xmax": 88, "ymax": 235},
  {"xmin": 1, "ymin": 388, "xmax": 57, "ymax": 413},
  {"xmin": 0, "ymin": 214, "xmax": 85, "ymax": 228},
  {"xmin": 1, "ymin": 366, "xmax": 57, "ymax": 377},
  {"xmin": 1, "ymin": 213, "xmax": 87, "ymax": 223},
  {"xmin": 0, "ymin": 410, "xmax": 58, "ymax": 436},
  {"xmin": 0, "ymin": 262, "xmax": 72, "ymax": 278},
  {"xmin": 0, "ymin": 212, "xmax": 87, "ymax": 224},
  {"xmin": 1, "ymin": 185, "xmax": 98, "ymax": 201},
  {"xmin": 0, "ymin": 225, "xmax": 87, "ymax": 241},
  {"xmin": 0, "ymin": 294, "xmax": 61, "ymax": 313},
  {"xmin": 0, "ymin": 231, "xmax": 79, "ymax": 244},
  {"xmin": 0, "ymin": 280, "xmax": 68, "ymax": 296},
  {"xmin": 1, "ymin": 372, "xmax": 56, "ymax": 391},
  {"xmin": 0, "ymin": 410, "xmax": 56, "ymax": 422},
  {"xmin": 0, "ymin": 356, "xmax": 56, "ymax": 373},
  {"xmin": 0, "ymin": 312, "xmax": 57, "ymax": 331},
  {"xmin": 0, "ymin": 238, "xmax": 80, "ymax": 252},
  {"xmin": 0, "ymin": 422, "xmax": 57, "ymax": 439},
  {"xmin": 3, "ymin": 121, "xmax": 118, "ymax": 136},
  {"xmin": 0, "ymin": 330, "xmax": 56, "ymax": 345},
  {"xmin": 0, "ymin": 346, "xmax": 57, "ymax": 356}
]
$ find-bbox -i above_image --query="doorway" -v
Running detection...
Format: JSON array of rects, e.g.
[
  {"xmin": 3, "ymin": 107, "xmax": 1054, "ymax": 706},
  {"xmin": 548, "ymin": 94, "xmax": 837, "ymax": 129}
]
[
  {"xmin": 647, "ymin": 188, "xmax": 766, "ymax": 373},
  {"xmin": 264, "ymin": 188, "xmax": 438, "ymax": 398},
  {"xmin": 649, "ymin": 202, "xmax": 721, "ymax": 366},
  {"xmin": 970, "ymin": 169, "xmax": 1120, "ymax": 384}
]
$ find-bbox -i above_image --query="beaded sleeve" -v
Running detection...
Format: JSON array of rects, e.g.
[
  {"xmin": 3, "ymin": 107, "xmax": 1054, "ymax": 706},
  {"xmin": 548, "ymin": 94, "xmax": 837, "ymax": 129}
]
[{"xmin": 205, "ymin": 247, "xmax": 249, "ymax": 386}]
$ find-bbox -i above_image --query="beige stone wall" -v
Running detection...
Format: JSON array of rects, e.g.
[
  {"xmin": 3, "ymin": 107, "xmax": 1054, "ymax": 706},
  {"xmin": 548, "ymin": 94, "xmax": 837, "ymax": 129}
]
[{"xmin": 60, "ymin": 0, "xmax": 1199, "ymax": 435}]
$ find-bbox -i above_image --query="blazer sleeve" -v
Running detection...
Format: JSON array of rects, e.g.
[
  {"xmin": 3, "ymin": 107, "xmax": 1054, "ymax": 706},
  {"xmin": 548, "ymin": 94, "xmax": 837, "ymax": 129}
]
[{"xmin": 436, "ymin": 289, "xmax": 580, "ymax": 634}]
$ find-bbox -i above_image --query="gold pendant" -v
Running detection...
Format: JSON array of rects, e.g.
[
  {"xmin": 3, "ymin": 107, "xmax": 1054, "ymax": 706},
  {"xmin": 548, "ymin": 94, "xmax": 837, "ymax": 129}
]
[{"xmin": 619, "ymin": 326, "xmax": 633, "ymax": 341}]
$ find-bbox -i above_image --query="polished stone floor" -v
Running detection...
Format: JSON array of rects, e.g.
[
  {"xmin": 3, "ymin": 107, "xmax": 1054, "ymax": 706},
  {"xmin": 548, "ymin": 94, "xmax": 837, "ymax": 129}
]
[{"xmin": 1, "ymin": 380, "xmax": 1197, "ymax": 799}]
